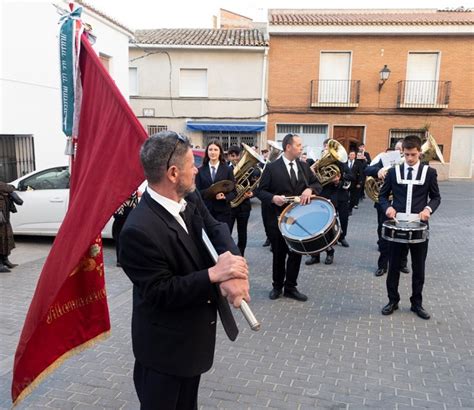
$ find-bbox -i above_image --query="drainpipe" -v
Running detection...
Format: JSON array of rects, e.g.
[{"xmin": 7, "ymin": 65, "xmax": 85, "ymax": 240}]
[{"xmin": 259, "ymin": 46, "xmax": 269, "ymax": 149}]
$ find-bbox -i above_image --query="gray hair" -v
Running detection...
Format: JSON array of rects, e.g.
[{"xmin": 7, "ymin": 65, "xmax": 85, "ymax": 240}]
[{"xmin": 140, "ymin": 131, "xmax": 191, "ymax": 184}]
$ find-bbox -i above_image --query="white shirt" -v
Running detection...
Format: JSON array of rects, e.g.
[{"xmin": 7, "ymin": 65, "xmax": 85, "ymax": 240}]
[
  {"xmin": 348, "ymin": 159, "xmax": 354, "ymax": 169},
  {"xmin": 147, "ymin": 186, "xmax": 188, "ymax": 233},
  {"xmin": 282, "ymin": 155, "xmax": 299, "ymax": 180},
  {"xmin": 405, "ymin": 161, "xmax": 420, "ymax": 180}
]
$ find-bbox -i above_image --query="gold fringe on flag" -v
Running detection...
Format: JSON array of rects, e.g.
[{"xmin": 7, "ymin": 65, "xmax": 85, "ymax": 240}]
[{"xmin": 13, "ymin": 330, "xmax": 111, "ymax": 407}]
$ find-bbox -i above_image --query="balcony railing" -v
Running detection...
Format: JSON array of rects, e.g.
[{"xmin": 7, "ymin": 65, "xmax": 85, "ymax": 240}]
[
  {"xmin": 397, "ymin": 80, "xmax": 451, "ymax": 109},
  {"xmin": 310, "ymin": 80, "xmax": 360, "ymax": 108}
]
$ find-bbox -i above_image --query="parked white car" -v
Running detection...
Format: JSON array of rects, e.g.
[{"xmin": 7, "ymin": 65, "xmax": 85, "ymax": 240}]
[{"xmin": 9, "ymin": 166, "xmax": 114, "ymax": 238}]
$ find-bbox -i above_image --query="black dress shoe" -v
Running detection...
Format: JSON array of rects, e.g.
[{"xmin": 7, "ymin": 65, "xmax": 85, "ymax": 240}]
[
  {"xmin": 0, "ymin": 264, "xmax": 11, "ymax": 273},
  {"xmin": 305, "ymin": 255, "xmax": 320, "ymax": 265},
  {"xmin": 338, "ymin": 238, "xmax": 349, "ymax": 247},
  {"xmin": 3, "ymin": 259, "xmax": 18, "ymax": 269},
  {"xmin": 283, "ymin": 288, "xmax": 308, "ymax": 302},
  {"xmin": 400, "ymin": 266, "xmax": 410, "ymax": 274},
  {"xmin": 269, "ymin": 288, "xmax": 282, "ymax": 300},
  {"xmin": 375, "ymin": 267, "xmax": 387, "ymax": 277},
  {"xmin": 262, "ymin": 238, "xmax": 270, "ymax": 247},
  {"xmin": 382, "ymin": 302, "xmax": 399, "ymax": 315},
  {"xmin": 411, "ymin": 305, "xmax": 430, "ymax": 320},
  {"xmin": 324, "ymin": 254, "xmax": 334, "ymax": 265}
]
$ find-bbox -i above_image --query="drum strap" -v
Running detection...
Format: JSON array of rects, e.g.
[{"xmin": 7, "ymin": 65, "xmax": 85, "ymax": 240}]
[{"xmin": 395, "ymin": 164, "xmax": 428, "ymax": 218}]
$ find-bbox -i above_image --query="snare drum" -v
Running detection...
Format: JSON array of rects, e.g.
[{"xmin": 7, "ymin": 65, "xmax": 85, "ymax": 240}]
[
  {"xmin": 382, "ymin": 220, "xmax": 428, "ymax": 244},
  {"xmin": 278, "ymin": 197, "xmax": 340, "ymax": 255}
]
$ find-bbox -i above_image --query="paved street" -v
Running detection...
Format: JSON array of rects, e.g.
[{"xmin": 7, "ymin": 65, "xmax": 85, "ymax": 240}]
[{"xmin": 1, "ymin": 181, "xmax": 473, "ymax": 409}]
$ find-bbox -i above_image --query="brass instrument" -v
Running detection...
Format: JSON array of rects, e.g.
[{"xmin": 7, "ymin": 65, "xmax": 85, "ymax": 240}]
[
  {"xmin": 366, "ymin": 133, "xmax": 444, "ymax": 203},
  {"xmin": 267, "ymin": 140, "xmax": 283, "ymax": 162},
  {"xmin": 310, "ymin": 139, "xmax": 348, "ymax": 186},
  {"xmin": 422, "ymin": 133, "xmax": 445, "ymax": 164},
  {"xmin": 230, "ymin": 143, "xmax": 266, "ymax": 208}
]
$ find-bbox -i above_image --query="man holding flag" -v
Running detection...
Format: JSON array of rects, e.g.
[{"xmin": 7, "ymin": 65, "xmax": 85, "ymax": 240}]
[{"xmin": 119, "ymin": 131, "xmax": 250, "ymax": 408}]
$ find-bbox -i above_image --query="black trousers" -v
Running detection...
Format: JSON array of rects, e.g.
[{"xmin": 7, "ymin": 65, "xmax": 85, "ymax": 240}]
[
  {"xmin": 349, "ymin": 185, "xmax": 360, "ymax": 209},
  {"xmin": 387, "ymin": 240, "xmax": 429, "ymax": 307},
  {"xmin": 230, "ymin": 206, "xmax": 250, "ymax": 256},
  {"xmin": 134, "ymin": 361, "xmax": 200, "ymax": 410},
  {"xmin": 337, "ymin": 200, "xmax": 349, "ymax": 240},
  {"xmin": 261, "ymin": 201, "xmax": 272, "ymax": 240},
  {"xmin": 210, "ymin": 210, "xmax": 232, "ymax": 232},
  {"xmin": 268, "ymin": 224, "xmax": 302, "ymax": 290}
]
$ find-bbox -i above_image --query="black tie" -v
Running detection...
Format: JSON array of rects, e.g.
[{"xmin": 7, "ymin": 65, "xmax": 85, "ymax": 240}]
[
  {"xmin": 407, "ymin": 167, "xmax": 413, "ymax": 180},
  {"xmin": 289, "ymin": 162, "xmax": 297, "ymax": 187}
]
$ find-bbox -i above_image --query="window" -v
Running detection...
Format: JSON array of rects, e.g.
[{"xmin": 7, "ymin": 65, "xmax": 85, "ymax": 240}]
[
  {"xmin": 389, "ymin": 129, "xmax": 426, "ymax": 149},
  {"xmin": 180, "ymin": 69, "xmax": 208, "ymax": 97},
  {"xmin": 147, "ymin": 125, "xmax": 168, "ymax": 135},
  {"xmin": 129, "ymin": 67, "xmax": 138, "ymax": 96},
  {"xmin": 405, "ymin": 52, "xmax": 439, "ymax": 104},
  {"xmin": 203, "ymin": 133, "xmax": 257, "ymax": 151},
  {"xmin": 99, "ymin": 53, "xmax": 111, "ymax": 72},
  {"xmin": 18, "ymin": 167, "xmax": 70, "ymax": 191},
  {"xmin": 0, "ymin": 134, "xmax": 35, "ymax": 182},
  {"xmin": 319, "ymin": 52, "xmax": 351, "ymax": 103},
  {"xmin": 276, "ymin": 124, "xmax": 328, "ymax": 160}
]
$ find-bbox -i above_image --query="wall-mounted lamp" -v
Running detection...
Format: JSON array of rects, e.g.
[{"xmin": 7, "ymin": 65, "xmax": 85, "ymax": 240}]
[{"xmin": 378, "ymin": 65, "xmax": 391, "ymax": 91}]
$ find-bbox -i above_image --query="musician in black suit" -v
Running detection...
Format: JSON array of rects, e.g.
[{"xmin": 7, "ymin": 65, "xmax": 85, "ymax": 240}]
[
  {"xmin": 379, "ymin": 135, "xmax": 441, "ymax": 320},
  {"xmin": 228, "ymin": 145, "xmax": 255, "ymax": 256},
  {"xmin": 365, "ymin": 142, "xmax": 409, "ymax": 277},
  {"xmin": 120, "ymin": 131, "xmax": 250, "ymax": 409},
  {"xmin": 256, "ymin": 134, "xmax": 322, "ymax": 302},
  {"xmin": 196, "ymin": 141, "xmax": 236, "ymax": 230},
  {"xmin": 347, "ymin": 151, "xmax": 364, "ymax": 213}
]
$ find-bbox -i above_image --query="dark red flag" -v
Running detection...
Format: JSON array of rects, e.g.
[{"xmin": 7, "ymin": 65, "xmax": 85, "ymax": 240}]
[{"xmin": 12, "ymin": 35, "xmax": 148, "ymax": 404}]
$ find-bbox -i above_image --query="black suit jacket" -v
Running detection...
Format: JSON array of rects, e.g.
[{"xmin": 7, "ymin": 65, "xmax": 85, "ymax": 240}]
[
  {"xmin": 379, "ymin": 164, "xmax": 441, "ymax": 215},
  {"xmin": 256, "ymin": 157, "xmax": 322, "ymax": 228},
  {"xmin": 119, "ymin": 190, "xmax": 239, "ymax": 378},
  {"xmin": 196, "ymin": 163, "xmax": 236, "ymax": 217}
]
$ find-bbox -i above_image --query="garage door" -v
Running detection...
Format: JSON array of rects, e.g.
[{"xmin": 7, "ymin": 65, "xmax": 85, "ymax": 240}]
[
  {"xmin": 276, "ymin": 124, "xmax": 328, "ymax": 160},
  {"xmin": 449, "ymin": 127, "xmax": 474, "ymax": 178}
]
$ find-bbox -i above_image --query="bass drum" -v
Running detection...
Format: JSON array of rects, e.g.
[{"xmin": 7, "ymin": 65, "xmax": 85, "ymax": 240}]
[{"xmin": 278, "ymin": 197, "xmax": 340, "ymax": 255}]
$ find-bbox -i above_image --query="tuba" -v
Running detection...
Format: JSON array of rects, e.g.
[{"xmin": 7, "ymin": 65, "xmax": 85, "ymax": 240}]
[
  {"xmin": 310, "ymin": 140, "xmax": 348, "ymax": 186},
  {"xmin": 230, "ymin": 143, "xmax": 266, "ymax": 208},
  {"xmin": 267, "ymin": 140, "xmax": 283, "ymax": 162},
  {"xmin": 422, "ymin": 133, "xmax": 445, "ymax": 164}
]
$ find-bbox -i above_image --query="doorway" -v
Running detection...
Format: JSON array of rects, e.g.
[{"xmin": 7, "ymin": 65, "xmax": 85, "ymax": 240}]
[
  {"xmin": 449, "ymin": 127, "xmax": 474, "ymax": 178},
  {"xmin": 333, "ymin": 126, "xmax": 364, "ymax": 153}
]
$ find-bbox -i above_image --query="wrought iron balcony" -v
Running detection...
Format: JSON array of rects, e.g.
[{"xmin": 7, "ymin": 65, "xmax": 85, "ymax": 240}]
[
  {"xmin": 310, "ymin": 80, "xmax": 360, "ymax": 108},
  {"xmin": 397, "ymin": 80, "xmax": 451, "ymax": 109}
]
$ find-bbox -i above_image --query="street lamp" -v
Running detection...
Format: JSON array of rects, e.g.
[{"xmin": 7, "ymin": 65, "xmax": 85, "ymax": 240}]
[{"xmin": 378, "ymin": 65, "xmax": 391, "ymax": 91}]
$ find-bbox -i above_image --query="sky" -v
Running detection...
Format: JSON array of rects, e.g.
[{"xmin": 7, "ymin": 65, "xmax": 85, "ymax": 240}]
[{"xmin": 84, "ymin": 0, "xmax": 473, "ymax": 30}]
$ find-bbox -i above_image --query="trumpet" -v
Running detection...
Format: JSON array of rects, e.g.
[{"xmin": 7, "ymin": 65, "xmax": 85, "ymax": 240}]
[{"xmin": 310, "ymin": 140, "xmax": 348, "ymax": 186}]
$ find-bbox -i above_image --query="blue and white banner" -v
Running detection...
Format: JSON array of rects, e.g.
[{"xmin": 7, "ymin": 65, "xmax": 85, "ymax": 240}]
[{"xmin": 59, "ymin": 6, "xmax": 84, "ymax": 137}]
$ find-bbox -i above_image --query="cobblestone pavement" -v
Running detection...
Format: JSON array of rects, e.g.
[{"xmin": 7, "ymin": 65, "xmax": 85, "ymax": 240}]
[{"xmin": 1, "ymin": 181, "xmax": 473, "ymax": 409}]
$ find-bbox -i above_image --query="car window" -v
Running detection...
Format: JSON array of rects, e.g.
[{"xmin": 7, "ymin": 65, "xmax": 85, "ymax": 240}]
[{"xmin": 18, "ymin": 167, "xmax": 70, "ymax": 191}]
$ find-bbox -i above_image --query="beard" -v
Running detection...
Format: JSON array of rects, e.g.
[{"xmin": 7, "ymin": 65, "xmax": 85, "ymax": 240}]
[{"xmin": 177, "ymin": 180, "xmax": 196, "ymax": 198}]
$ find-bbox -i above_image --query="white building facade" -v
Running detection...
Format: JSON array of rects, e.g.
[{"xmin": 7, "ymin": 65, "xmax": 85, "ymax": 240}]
[{"xmin": 0, "ymin": 0, "xmax": 132, "ymax": 181}]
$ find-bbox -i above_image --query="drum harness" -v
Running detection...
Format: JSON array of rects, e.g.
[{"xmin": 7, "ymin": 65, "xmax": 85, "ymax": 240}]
[{"xmin": 394, "ymin": 164, "xmax": 428, "ymax": 222}]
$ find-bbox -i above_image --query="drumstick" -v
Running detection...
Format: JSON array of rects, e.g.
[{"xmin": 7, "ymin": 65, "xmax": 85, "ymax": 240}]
[{"xmin": 393, "ymin": 217, "xmax": 400, "ymax": 224}]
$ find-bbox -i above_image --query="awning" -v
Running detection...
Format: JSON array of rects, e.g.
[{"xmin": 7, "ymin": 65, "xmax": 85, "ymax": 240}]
[{"xmin": 186, "ymin": 121, "xmax": 266, "ymax": 133}]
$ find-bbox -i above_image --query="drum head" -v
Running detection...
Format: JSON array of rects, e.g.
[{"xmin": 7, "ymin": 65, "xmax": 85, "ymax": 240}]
[
  {"xmin": 383, "ymin": 220, "xmax": 427, "ymax": 231},
  {"xmin": 280, "ymin": 198, "xmax": 335, "ymax": 241}
]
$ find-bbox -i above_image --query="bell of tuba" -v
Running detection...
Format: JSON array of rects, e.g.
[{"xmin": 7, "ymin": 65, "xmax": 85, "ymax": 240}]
[
  {"xmin": 267, "ymin": 140, "xmax": 283, "ymax": 162},
  {"xmin": 365, "ymin": 176, "xmax": 385, "ymax": 203},
  {"xmin": 230, "ymin": 144, "xmax": 266, "ymax": 208},
  {"xmin": 422, "ymin": 133, "xmax": 445, "ymax": 164},
  {"xmin": 310, "ymin": 139, "xmax": 348, "ymax": 186}
]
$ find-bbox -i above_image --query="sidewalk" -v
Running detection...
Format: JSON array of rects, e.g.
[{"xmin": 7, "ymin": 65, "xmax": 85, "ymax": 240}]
[{"xmin": 1, "ymin": 181, "xmax": 473, "ymax": 409}]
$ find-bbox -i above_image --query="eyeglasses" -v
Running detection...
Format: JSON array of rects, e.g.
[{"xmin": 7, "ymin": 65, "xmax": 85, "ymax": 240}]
[{"xmin": 166, "ymin": 133, "xmax": 187, "ymax": 169}]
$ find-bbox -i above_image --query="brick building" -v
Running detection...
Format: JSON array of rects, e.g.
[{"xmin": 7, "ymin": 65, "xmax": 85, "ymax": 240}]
[{"xmin": 267, "ymin": 9, "xmax": 474, "ymax": 179}]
